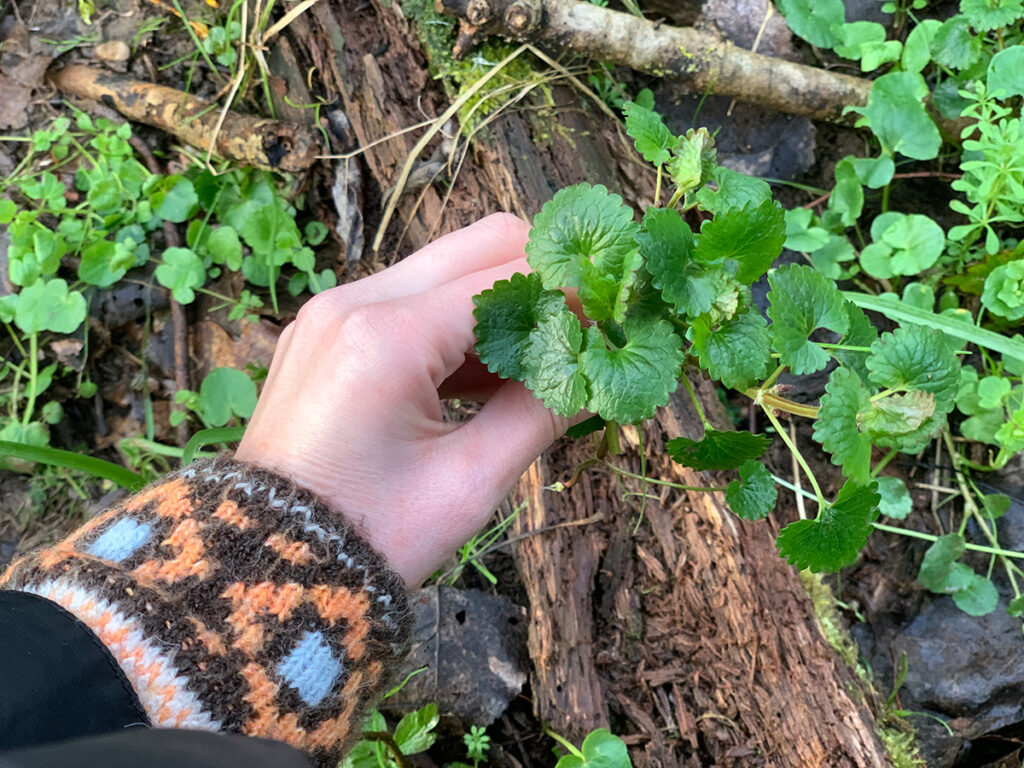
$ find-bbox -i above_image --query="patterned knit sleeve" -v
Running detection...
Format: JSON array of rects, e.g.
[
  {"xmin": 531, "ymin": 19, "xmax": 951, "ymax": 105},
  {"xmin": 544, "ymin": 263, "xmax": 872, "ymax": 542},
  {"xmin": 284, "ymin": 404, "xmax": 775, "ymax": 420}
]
[{"xmin": 0, "ymin": 456, "xmax": 412, "ymax": 768}]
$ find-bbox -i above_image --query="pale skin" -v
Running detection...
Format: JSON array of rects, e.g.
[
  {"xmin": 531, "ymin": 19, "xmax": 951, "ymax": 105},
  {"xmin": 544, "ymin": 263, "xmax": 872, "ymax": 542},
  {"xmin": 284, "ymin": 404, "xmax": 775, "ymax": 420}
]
[{"xmin": 236, "ymin": 213, "xmax": 573, "ymax": 586}]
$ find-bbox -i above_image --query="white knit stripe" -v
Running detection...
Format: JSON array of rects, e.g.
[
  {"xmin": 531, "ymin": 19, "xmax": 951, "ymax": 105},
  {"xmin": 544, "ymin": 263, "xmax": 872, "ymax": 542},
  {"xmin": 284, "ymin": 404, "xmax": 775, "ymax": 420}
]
[{"xmin": 21, "ymin": 579, "xmax": 223, "ymax": 732}]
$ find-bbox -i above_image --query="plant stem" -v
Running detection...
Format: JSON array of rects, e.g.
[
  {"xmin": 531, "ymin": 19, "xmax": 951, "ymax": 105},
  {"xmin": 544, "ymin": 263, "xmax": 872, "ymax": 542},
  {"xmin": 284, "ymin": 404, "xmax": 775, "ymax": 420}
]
[
  {"xmin": 543, "ymin": 725, "xmax": 585, "ymax": 760},
  {"xmin": 4, "ymin": 322, "xmax": 28, "ymax": 359},
  {"xmin": 605, "ymin": 461, "xmax": 727, "ymax": 492},
  {"xmin": 817, "ymin": 342, "xmax": 874, "ymax": 352},
  {"xmin": 870, "ymin": 448, "xmax": 897, "ymax": 478},
  {"xmin": 680, "ymin": 374, "xmax": 710, "ymax": 428},
  {"xmin": 604, "ymin": 420, "xmax": 621, "ymax": 455},
  {"xmin": 872, "ymin": 523, "xmax": 1024, "ymax": 560},
  {"xmin": 21, "ymin": 332, "xmax": 38, "ymax": 426},
  {"xmin": 745, "ymin": 388, "xmax": 820, "ymax": 419},
  {"xmin": 881, "ymin": 181, "xmax": 891, "ymax": 213},
  {"xmin": 763, "ymin": 407, "xmax": 824, "ymax": 508},
  {"xmin": 654, "ymin": 165, "xmax": 663, "ymax": 206}
]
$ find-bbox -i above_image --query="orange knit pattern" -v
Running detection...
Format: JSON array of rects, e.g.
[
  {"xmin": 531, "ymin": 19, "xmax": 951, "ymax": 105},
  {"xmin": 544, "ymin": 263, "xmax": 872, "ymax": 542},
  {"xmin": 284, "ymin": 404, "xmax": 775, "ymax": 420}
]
[{"xmin": 0, "ymin": 457, "xmax": 412, "ymax": 768}]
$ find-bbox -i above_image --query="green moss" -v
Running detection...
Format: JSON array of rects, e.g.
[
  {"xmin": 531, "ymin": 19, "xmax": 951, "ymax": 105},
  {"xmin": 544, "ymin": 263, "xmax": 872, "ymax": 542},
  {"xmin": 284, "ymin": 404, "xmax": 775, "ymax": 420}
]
[
  {"xmin": 799, "ymin": 571, "xmax": 925, "ymax": 768},
  {"xmin": 800, "ymin": 570, "xmax": 861, "ymax": 671},
  {"xmin": 397, "ymin": 0, "xmax": 553, "ymax": 130},
  {"xmin": 878, "ymin": 726, "xmax": 925, "ymax": 768}
]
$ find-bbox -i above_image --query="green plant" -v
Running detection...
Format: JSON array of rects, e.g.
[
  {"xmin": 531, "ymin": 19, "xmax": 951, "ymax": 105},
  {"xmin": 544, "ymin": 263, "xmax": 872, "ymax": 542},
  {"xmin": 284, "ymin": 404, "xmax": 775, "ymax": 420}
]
[
  {"xmin": 172, "ymin": 367, "xmax": 258, "ymax": 428},
  {"xmin": 201, "ymin": 20, "xmax": 243, "ymax": 67},
  {"xmin": 471, "ymin": 62, "xmax": 1024, "ymax": 632},
  {"xmin": 473, "ymin": 98, "xmax": 953, "ymax": 572},
  {"xmin": 763, "ymin": 1, "xmax": 1024, "ymax": 626},
  {"xmin": 545, "ymin": 726, "xmax": 632, "ymax": 768},
  {"xmin": 448, "ymin": 724, "xmax": 491, "ymax": 768},
  {"xmin": 444, "ymin": 504, "xmax": 522, "ymax": 585},
  {"xmin": 0, "ymin": 109, "xmax": 333, "ymax": 477},
  {"xmin": 342, "ymin": 703, "xmax": 440, "ymax": 768}
]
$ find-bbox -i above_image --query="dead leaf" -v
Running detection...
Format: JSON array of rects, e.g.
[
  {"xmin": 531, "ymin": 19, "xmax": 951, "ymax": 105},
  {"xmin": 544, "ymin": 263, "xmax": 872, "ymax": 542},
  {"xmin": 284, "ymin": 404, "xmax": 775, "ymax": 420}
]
[
  {"xmin": 95, "ymin": 40, "xmax": 131, "ymax": 62},
  {"xmin": 192, "ymin": 318, "xmax": 281, "ymax": 381},
  {"xmin": 0, "ymin": 19, "xmax": 54, "ymax": 130}
]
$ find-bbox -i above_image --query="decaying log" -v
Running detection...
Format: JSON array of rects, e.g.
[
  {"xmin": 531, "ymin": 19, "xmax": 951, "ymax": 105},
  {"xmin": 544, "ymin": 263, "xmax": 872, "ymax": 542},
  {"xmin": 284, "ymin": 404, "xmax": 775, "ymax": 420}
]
[
  {"xmin": 512, "ymin": 388, "xmax": 890, "ymax": 765},
  {"xmin": 281, "ymin": 2, "xmax": 892, "ymax": 763},
  {"xmin": 50, "ymin": 65, "xmax": 322, "ymax": 172},
  {"xmin": 438, "ymin": 0, "xmax": 873, "ymax": 123}
]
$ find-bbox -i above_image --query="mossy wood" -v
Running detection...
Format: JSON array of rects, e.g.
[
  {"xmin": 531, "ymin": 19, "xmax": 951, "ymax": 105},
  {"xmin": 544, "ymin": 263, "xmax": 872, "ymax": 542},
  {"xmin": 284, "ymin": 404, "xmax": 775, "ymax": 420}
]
[
  {"xmin": 437, "ymin": 0, "xmax": 873, "ymax": 123},
  {"xmin": 285, "ymin": 1, "xmax": 889, "ymax": 763}
]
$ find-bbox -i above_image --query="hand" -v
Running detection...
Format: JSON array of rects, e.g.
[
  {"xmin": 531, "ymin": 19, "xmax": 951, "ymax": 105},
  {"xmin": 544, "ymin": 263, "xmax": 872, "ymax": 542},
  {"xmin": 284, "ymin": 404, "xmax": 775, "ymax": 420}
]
[{"xmin": 235, "ymin": 214, "xmax": 572, "ymax": 586}]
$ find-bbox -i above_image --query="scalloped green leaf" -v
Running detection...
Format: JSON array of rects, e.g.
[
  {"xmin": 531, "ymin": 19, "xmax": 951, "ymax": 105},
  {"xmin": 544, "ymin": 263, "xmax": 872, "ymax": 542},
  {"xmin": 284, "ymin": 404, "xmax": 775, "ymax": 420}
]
[
  {"xmin": 526, "ymin": 184, "xmax": 640, "ymax": 291},
  {"xmin": 831, "ymin": 302, "xmax": 878, "ymax": 386},
  {"xmin": 579, "ymin": 246, "xmax": 644, "ymax": 323},
  {"xmin": 767, "ymin": 264, "xmax": 850, "ymax": 375},
  {"xmin": 695, "ymin": 167, "xmax": 772, "ymax": 215},
  {"xmin": 155, "ymin": 246, "xmax": 205, "ymax": 304},
  {"xmin": 639, "ymin": 207, "xmax": 728, "ymax": 318},
  {"xmin": 776, "ymin": 0, "xmax": 845, "ymax": 48},
  {"xmin": 694, "ymin": 200, "xmax": 786, "ymax": 284},
  {"xmin": 667, "ymin": 428, "xmax": 770, "ymax": 471},
  {"xmin": 623, "ymin": 100, "xmax": 676, "ymax": 167},
  {"xmin": 522, "ymin": 309, "xmax": 588, "ymax": 416},
  {"xmin": 813, "ymin": 367, "xmax": 873, "ymax": 483},
  {"xmin": 949, "ymin": 567, "xmax": 999, "ymax": 616},
  {"xmin": 14, "ymin": 278, "xmax": 87, "ymax": 335},
  {"xmin": 581, "ymin": 317, "xmax": 683, "ymax": 424},
  {"xmin": 776, "ymin": 480, "xmax": 880, "ymax": 573},
  {"xmin": 961, "ymin": 0, "xmax": 1022, "ymax": 32},
  {"xmin": 866, "ymin": 325, "xmax": 960, "ymax": 414},
  {"xmin": 876, "ymin": 476, "xmax": 912, "ymax": 520},
  {"xmin": 473, "ymin": 271, "xmax": 566, "ymax": 381},
  {"xmin": 918, "ymin": 533, "xmax": 965, "ymax": 591},
  {"xmin": 726, "ymin": 460, "xmax": 777, "ymax": 521},
  {"xmin": 847, "ymin": 72, "xmax": 941, "ymax": 160},
  {"xmin": 690, "ymin": 302, "xmax": 773, "ymax": 390},
  {"xmin": 857, "ymin": 390, "xmax": 936, "ymax": 439}
]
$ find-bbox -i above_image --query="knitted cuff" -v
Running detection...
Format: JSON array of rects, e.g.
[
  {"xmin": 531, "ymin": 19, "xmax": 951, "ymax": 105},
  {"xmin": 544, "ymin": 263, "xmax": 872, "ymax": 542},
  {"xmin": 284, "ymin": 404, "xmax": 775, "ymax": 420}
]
[{"xmin": 0, "ymin": 456, "xmax": 412, "ymax": 768}]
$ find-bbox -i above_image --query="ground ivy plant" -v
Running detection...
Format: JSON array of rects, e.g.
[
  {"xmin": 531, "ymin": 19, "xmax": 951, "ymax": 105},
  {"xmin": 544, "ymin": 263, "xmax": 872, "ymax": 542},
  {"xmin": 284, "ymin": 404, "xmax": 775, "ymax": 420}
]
[
  {"xmin": 0, "ymin": 109, "xmax": 332, "ymax": 466},
  {"xmin": 769, "ymin": 1, "xmax": 1024, "ymax": 621},
  {"xmin": 472, "ymin": 96, "xmax": 967, "ymax": 576}
]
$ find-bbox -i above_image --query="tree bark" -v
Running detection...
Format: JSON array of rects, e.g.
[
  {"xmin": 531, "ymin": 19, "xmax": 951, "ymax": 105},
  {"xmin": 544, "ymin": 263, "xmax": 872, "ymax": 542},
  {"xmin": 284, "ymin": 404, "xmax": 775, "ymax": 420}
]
[
  {"xmin": 437, "ymin": 0, "xmax": 873, "ymax": 123},
  {"xmin": 282, "ymin": 3, "xmax": 891, "ymax": 764}
]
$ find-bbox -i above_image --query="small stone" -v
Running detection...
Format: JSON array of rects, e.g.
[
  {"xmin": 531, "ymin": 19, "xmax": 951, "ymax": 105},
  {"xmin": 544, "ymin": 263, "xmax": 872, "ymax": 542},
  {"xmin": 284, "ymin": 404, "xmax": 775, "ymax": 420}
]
[
  {"xmin": 382, "ymin": 587, "xmax": 528, "ymax": 725},
  {"xmin": 95, "ymin": 40, "xmax": 130, "ymax": 62}
]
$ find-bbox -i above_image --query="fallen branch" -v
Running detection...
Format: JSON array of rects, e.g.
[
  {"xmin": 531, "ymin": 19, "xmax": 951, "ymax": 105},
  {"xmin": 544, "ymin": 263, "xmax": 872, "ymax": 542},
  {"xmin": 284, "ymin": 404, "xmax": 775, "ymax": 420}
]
[
  {"xmin": 50, "ymin": 65, "xmax": 322, "ymax": 172},
  {"xmin": 438, "ymin": 0, "xmax": 872, "ymax": 123}
]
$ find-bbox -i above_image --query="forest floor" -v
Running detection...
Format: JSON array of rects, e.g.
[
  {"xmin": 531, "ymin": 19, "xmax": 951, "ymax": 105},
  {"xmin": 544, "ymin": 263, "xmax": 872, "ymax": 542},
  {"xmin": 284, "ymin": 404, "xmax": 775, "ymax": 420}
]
[{"xmin": 3, "ymin": 0, "xmax": 1024, "ymax": 766}]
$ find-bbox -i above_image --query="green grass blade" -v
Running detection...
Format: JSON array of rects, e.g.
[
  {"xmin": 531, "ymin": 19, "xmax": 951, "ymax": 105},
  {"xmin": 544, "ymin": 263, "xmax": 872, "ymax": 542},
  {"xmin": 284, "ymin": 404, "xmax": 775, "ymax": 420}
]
[
  {"xmin": 182, "ymin": 426, "xmax": 245, "ymax": 465},
  {"xmin": 843, "ymin": 292, "xmax": 1024, "ymax": 360},
  {"xmin": 0, "ymin": 441, "xmax": 146, "ymax": 491}
]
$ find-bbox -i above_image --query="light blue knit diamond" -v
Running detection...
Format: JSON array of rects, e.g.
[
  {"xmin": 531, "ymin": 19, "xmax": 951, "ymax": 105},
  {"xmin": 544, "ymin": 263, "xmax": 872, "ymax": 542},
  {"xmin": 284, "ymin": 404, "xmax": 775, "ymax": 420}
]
[
  {"xmin": 277, "ymin": 631, "xmax": 344, "ymax": 707},
  {"xmin": 86, "ymin": 518, "xmax": 153, "ymax": 563}
]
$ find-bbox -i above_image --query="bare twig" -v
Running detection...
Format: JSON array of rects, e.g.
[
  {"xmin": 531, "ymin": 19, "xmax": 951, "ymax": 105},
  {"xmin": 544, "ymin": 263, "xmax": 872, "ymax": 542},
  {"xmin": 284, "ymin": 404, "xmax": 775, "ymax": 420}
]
[
  {"xmin": 50, "ymin": 65, "xmax": 322, "ymax": 172},
  {"xmin": 438, "ymin": 0, "xmax": 872, "ymax": 122}
]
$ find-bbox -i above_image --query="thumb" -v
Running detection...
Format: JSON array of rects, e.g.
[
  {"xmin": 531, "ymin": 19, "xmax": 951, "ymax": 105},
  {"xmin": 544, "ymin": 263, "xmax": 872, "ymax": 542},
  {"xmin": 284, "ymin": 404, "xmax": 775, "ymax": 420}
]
[{"xmin": 445, "ymin": 380, "xmax": 571, "ymax": 504}]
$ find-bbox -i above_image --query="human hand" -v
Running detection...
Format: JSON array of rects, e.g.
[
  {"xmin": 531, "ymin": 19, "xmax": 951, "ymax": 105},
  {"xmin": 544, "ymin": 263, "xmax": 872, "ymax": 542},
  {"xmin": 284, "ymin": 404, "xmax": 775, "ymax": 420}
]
[{"xmin": 235, "ymin": 214, "xmax": 574, "ymax": 586}]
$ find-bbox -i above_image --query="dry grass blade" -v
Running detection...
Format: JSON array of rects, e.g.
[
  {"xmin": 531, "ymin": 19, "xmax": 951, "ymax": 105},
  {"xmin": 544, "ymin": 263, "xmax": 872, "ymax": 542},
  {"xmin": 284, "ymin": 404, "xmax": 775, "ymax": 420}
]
[
  {"xmin": 371, "ymin": 43, "xmax": 528, "ymax": 253},
  {"xmin": 204, "ymin": 0, "xmax": 248, "ymax": 171},
  {"xmin": 261, "ymin": 0, "xmax": 324, "ymax": 44}
]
